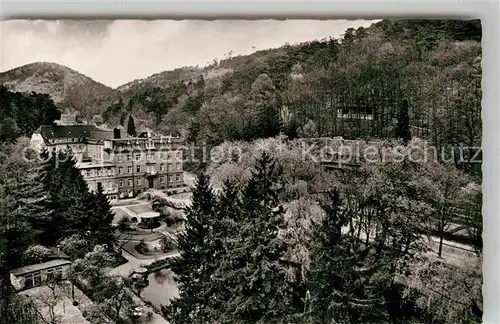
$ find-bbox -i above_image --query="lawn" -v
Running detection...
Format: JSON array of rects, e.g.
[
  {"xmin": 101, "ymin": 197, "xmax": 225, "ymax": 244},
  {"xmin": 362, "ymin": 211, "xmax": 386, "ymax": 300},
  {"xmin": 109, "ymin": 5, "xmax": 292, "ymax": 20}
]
[{"xmin": 127, "ymin": 204, "xmax": 154, "ymax": 214}]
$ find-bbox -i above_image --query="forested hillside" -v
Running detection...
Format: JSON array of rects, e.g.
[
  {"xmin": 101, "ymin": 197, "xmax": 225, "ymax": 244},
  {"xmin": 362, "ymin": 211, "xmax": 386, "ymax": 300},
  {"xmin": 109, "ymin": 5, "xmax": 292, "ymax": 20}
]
[
  {"xmin": 165, "ymin": 138, "xmax": 483, "ymax": 324},
  {"xmin": 0, "ymin": 19, "xmax": 484, "ymax": 324},
  {"xmin": 0, "ymin": 62, "xmax": 119, "ymax": 120},
  {"xmin": 0, "ymin": 85, "xmax": 61, "ymax": 143},
  {"xmin": 1, "ymin": 19, "xmax": 481, "ymax": 152},
  {"xmin": 104, "ymin": 19, "xmax": 481, "ymax": 153}
]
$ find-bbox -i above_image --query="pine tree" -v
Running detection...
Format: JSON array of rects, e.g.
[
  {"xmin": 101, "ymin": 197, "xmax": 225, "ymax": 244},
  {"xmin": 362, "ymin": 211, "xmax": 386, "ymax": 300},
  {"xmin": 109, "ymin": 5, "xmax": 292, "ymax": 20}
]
[
  {"xmin": 164, "ymin": 172, "xmax": 216, "ymax": 324},
  {"xmin": 307, "ymin": 188, "xmax": 389, "ymax": 323},
  {"xmin": 86, "ymin": 185, "xmax": 116, "ymax": 249},
  {"xmin": 252, "ymin": 74, "xmax": 283, "ymax": 139},
  {"xmin": 127, "ymin": 115, "xmax": 137, "ymax": 137},
  {"xmin": 283, "ymin": 118, "xmax": 299, "ymax": 140},
  {"xmin": 396, "ymin": 99, "xmax": 411, "ymax": 144},
  {"xmin": 40, "ymin": 149, "xmax": 92, "ymax": 245},
  {"xmin": 18, "ymin": 163, "xmax": 54, "ymax": 247},
  {"xmin": 205, "ymin": 180, "xmax": 243, "ymax": 320},
  {"xmin": 0, "ymin": 142, "xmax": 51, "ymax": 323},
  {"xmin": 258, "ymin": 102, "xmax": 283, "ymax": 139},
  {"xmin": 57, "ymin": 153, "xmax": 92, "ymax": 238},
  {"xmin": 0, "ymin": 188, "xmax": 36, "ymax": 268},
  {"xmin": 0, "ymin": 142, "xmax": 51, "ymax": 265},
  {"xmin": 218, "ymin": 152, "xmax": 298, "ymax": 322}
]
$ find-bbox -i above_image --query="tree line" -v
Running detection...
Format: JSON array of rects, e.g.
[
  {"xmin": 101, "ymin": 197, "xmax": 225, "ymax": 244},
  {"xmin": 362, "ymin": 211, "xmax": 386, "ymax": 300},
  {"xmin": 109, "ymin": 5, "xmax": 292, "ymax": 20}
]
[
  {"xmin": 166, "ymin": 138, "xmax": 482, "ymax": 324},
  {"xmin": 0, "ymin": 85, "xmax": 61, "ymax": 144},
  {"xmin": 0, "ymin": 138, "xmax": 116, "ymax": 323},
  {"xmin": 100, "ymin": 19, "xmax": 481, "ymax": 174}
]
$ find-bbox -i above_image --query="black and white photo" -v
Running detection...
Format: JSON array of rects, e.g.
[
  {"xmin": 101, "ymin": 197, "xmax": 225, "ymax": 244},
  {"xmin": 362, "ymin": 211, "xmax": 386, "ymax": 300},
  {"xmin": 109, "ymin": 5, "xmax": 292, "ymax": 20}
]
[{"xmin": 0, "ymin": 18, "xmax": 482, "ymax": 324}]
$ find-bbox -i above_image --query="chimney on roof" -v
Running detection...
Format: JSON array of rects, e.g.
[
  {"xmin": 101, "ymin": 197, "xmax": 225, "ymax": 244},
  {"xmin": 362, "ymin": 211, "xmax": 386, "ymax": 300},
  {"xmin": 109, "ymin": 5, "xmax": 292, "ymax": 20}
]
[{"xmin": 113, "ymin": 128, "xmax": 121, "ymax": 139}]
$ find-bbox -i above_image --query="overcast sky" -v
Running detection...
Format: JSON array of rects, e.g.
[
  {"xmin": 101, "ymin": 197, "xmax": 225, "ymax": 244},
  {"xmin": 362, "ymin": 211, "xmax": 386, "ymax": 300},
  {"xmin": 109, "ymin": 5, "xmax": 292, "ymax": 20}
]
[{"xmin": 1, "ymin": 19, "xmax": 378, "ymax": 88}]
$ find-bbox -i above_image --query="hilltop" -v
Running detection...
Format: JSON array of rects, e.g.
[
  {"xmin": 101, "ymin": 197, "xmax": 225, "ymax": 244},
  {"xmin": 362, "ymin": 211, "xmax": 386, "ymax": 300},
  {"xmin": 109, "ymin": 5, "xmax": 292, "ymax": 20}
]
[
  {"xmin": 0, "ymin": 62, "xmax": 120, "ymax": 120},
  {"xmin": 1, "ymin": 19, "xmax": 482, "ymax": 151},
  {"xmin": 105, "ymin": 19, "xmax": 482, "ymax": 150}
]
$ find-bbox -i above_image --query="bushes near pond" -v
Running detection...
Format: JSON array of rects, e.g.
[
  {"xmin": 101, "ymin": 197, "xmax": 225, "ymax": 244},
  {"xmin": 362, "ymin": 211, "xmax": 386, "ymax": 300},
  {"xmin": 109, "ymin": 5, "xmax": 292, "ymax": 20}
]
[
  {"xmin": 135, "ymin": 240, "xmax": 149, "ymax": 254},
  {"xmin": 118, "ymin": 216, "xmax": 131, "ymax": 232},
  {"xmin": 134, "ymin": 236, "xmax": 177, "ymax": 255},
  {"xmin": 163, "ymin": 208, "xmax": 185, "ymax": 227},
  {"xmin": 161, "ymin": 236, "xmax": 178, "ymax": 252},
  {"xmin": 137, "ymin": 219, "xmax": 161, "ymax": 230}
]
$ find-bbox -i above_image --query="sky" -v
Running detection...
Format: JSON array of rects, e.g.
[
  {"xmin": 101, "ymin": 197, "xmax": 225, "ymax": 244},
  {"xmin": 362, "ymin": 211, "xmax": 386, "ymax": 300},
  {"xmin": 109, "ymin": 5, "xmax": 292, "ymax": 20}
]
[{"xmin": 1, "ymin": 19, "xmax": 378, "ymax": 88}]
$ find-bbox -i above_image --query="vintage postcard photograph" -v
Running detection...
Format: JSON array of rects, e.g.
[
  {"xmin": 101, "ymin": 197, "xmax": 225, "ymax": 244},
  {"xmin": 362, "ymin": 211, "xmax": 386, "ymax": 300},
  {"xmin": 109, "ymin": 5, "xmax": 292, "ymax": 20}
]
[{"xmin": 0, "ymin": 19, "xmax": 482, "ymax": 324}]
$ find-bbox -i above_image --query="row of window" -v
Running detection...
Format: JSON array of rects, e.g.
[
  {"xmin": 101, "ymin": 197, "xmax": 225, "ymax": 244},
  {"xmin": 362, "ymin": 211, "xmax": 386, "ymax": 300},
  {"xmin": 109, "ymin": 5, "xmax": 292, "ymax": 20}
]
[
  {"xmin": 116, "ymin": 151, "xmax": 182, "ymax": 162},
  {"xmin": 117, "ymin": 163, "xmax": 181, "ymax": 175},
  {"xmin": 23, "ymin": 267, "xmax": 64, "ymax": 289},
  {"xmin": 118, "ymin": 174, "xmax": 181, "ymax": 187},
  {"xmin": 116, "ymin": 140, "xmax": 179, "ymax": 150},
  {"xmin": 84, "ymin": 162, "xmax": 181, "ymax": 178},
  {"xmin": 85, "ymin": 167, "xmax": 115, "ymax": 178},
  {"xmin": 50, "ymin": 138, "xmax": 81, "ymax": 144}
]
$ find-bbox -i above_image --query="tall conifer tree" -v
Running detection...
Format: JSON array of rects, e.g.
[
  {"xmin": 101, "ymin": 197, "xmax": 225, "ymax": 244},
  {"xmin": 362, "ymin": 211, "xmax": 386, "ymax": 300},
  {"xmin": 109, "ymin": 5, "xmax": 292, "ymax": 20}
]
[
  {"xmin": 127, "ymin": 115, "xmax": 137, "ymax": 137},
  {"xmin": 86, "ymin": 185, "xmax": 116, "ymax": 249},
  {"xmin": 205, "ymin": 180, "xmax": 243, "ymax": 320},
  {"xmin": 307, "ymin": 188, "xmax": 389, "ymax": 323},
  {"xmin": 40, "ymin": 148, "xmax": 92, "ymax": 244},
  {"xmin": 164, "ymin": 172, "xmax": 216, "ymax": 323},
  {"xmin": 0, "ymin": 141, "xmax": 51, "ymax": 322},
  {"xmin": 396, "ymin": 99, "xmax": 411, "ymax": 144},
  {"xmin": 218, "ymin": 152, "xmax": 298, "ymax": 322}
]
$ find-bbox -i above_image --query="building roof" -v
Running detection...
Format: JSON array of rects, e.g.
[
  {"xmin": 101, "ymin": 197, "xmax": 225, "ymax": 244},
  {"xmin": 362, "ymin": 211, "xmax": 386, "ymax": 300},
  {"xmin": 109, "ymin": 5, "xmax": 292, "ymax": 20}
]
[
  {"xmin": 90, "ymin": 130, "xmax": 114, "ymax": 141},
  {"xmin": 11, "ymin": 259, "xmax": 72, "ymax": 276},
  {"xmin": 77, "ymin": 161, "xmax": 116, "ymax": 169},
  {"xmin": 36, "ymin": 125, "xmax": 113, "ymax": 141}
]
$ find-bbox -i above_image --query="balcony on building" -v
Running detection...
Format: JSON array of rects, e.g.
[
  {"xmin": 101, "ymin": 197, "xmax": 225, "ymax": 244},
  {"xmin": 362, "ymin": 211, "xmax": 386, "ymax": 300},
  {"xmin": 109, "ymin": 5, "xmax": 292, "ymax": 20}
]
[
  {"xmin": 77, "ymin": 160, "xmax": 116, "ymax": 176},
  {"xmin": 145, "ymin": 169, "xmax": 158, "ymax": 178}
]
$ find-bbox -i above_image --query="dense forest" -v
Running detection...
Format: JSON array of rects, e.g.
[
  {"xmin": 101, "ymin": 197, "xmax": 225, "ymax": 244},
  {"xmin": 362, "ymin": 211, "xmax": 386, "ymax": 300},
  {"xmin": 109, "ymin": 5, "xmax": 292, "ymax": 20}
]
[
  {"xmin": 0, "ymin": 18, "xmax": 483, "ymax": 324},
  {"xmin": 0, "ymin": 85, "xmax": 61, "ymax": 143},
  {"xmin": 0, "ymin": 139, "xmax": 123, "ymax": 323},
  {"xmin": 102, "ymin": 19, "xmax": 481, "ymax": 161},
  {"xmin": 166, "ymin": 138, "xmax": 482, "ymax": 324}
]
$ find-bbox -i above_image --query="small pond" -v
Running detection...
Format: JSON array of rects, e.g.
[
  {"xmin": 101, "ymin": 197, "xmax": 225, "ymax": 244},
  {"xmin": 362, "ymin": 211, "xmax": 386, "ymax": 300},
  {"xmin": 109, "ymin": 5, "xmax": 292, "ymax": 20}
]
[{"xmin": 140, "ymin": 269, "xmax": 179, "ymax": 309}]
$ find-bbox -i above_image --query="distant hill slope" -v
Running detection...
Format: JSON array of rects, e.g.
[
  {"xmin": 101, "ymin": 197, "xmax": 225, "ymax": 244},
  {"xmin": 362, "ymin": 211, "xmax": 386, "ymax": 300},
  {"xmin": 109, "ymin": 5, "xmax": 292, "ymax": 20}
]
[
  {"xmin": 0, "ymin": 62, "xmax": 120, "ymax": 120},
  {"xmin": 106, "ymin": 19, "xmax": 482, "ymax": 154},
  {"xmin": 1, "ymin": 19, "xmax": 482, "ymax": 155}
]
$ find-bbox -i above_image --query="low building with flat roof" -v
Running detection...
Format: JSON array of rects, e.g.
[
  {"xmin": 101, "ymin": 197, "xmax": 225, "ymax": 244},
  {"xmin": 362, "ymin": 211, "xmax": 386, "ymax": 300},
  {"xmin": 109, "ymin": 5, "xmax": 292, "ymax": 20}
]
[{"xmin": 10, "ymin": 259, "xmax": 72, "ymax": 291}]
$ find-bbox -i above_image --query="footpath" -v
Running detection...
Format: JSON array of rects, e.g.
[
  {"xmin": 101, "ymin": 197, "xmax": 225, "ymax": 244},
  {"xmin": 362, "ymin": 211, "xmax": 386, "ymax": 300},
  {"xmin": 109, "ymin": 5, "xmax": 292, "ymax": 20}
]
[
  {"xmin": 109, "ymin": 246, "xmax": 180, "ymax": 324},
  {"xmin": 110, "ymin": 247, "xmax": 180, "ymax": 277}
]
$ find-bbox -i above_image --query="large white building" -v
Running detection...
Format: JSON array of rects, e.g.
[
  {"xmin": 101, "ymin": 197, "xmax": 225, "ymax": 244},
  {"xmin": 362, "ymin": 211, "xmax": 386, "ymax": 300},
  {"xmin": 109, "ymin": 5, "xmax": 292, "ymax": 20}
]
[{"xmin": 31, "ymin": 114, "xmax": 185, "ymax": 202}]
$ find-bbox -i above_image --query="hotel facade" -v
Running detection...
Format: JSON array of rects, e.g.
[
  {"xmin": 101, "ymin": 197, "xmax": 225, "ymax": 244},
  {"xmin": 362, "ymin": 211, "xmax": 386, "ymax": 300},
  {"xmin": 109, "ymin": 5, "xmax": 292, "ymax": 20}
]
[{"xmin": 31, "ymin": 114, "xmax": 185, "ymax": 202}]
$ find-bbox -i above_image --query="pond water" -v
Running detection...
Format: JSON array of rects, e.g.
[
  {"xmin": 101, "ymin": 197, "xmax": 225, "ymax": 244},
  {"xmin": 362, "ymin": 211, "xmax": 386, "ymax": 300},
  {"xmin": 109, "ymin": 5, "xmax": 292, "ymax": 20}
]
[{"xmin": 140, "ymin": 269, "xmax": 179, "ymax": 309}]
